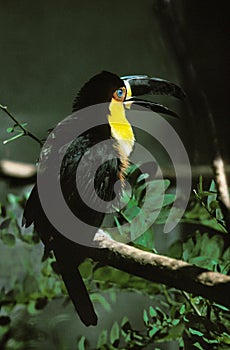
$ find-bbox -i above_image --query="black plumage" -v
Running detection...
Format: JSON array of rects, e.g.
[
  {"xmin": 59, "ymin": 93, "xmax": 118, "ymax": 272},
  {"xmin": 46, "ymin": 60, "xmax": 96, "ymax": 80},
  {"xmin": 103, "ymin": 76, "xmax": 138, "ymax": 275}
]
[
  {"xmin": 23, "ymin": 71, "xmax": 127, "ymax": 326},
  {"xmin": 23, "ymin": 70, "xmax": 185, "ymax": 326}
]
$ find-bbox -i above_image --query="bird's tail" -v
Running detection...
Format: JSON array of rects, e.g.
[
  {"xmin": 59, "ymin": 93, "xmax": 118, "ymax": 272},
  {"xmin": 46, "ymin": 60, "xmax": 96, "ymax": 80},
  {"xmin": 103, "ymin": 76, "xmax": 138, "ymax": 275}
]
[{"xmin": 54, "ymin": 249, "xmax": 98, "ymax": 327}]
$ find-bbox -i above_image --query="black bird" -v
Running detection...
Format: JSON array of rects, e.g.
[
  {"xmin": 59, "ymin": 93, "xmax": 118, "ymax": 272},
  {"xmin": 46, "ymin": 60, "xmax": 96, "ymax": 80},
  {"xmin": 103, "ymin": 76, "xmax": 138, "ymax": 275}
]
[{"xmin": 23, "ymin": 71, "xmax": 185, "ymax": 326}]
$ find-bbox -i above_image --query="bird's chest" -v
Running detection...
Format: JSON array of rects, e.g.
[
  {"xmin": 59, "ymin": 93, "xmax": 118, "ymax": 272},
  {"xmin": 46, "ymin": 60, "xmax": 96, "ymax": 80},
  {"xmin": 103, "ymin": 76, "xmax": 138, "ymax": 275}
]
[
  {"xmin": 109, "ymin": 124, "xmax": 135, "ymax": 181},
  {"xmin": 110, "ymin": 125, "xmax": 135, "ymax": 158},
  {"xmin": 107, "ymin": 101, "xmax": 135, "ymax": 179}
]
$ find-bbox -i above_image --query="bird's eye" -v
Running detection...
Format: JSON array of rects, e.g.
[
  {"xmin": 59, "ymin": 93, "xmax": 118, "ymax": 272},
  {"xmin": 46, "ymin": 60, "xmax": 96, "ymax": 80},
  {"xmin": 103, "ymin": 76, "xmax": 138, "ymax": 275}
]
[
  {"xmin": 117, "ymin": 89, "xmax": 124, "ymax": 97},
  {"xmin": 113, "ymin": 87, "xmax": 126, "ymax": 101}
]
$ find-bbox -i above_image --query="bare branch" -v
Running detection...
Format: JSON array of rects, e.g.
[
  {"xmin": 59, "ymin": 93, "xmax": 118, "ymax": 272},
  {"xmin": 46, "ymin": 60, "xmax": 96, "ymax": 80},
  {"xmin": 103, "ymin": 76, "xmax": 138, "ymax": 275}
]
[
  {"xmin": 0, "ymin": 103, "xmax": 42, "ymax": 146},
  {"xmin": 213, "ymin": 156, "xmax": 230, "ymax": 229},
  {"xmin": 0, "ymin": 160, "xmax": 36, "ymax": 179},
  {"xmin": 91, "ymin": 234, "xmax": 230, "ymax": 308},
  {"xmin": 1, "ymin": 159, "xmax": 229, "ymax": 181}
]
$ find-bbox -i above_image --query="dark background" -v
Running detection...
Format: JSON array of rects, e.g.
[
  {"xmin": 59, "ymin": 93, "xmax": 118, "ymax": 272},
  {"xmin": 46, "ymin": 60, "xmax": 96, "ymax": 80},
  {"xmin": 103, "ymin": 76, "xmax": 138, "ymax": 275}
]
[
  {"xmin": 1, "ymin": 0, "xmax": 229, "ymax": 165},
  {"xmin": 0, "ymin": 1, "xmax": 229, "ymax": 349}
]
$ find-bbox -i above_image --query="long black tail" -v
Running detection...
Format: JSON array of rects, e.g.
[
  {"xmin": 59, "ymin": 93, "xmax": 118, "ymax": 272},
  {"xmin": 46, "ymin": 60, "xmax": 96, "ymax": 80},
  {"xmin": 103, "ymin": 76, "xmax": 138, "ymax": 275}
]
[{"xmin": 54, "ymin": 248, "xmax": 98, "ymax": 326}]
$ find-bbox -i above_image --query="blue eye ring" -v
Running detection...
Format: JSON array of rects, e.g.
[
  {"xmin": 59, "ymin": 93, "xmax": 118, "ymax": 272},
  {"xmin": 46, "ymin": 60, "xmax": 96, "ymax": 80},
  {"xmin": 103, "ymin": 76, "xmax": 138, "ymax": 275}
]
[
  {"xmin": 113, "ymin": 86, "xmax": 126, "ymax": 101},
  {"xmin": 117, "ymin": 88, "xmax": 124, "ymax": 98}
]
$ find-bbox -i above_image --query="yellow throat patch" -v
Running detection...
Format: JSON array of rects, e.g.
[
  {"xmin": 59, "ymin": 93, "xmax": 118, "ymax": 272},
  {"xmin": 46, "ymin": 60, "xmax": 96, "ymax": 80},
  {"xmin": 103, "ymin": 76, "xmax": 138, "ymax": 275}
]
[{"xmin": 107, "ymin": 98, "xmax": 135, "ymax": 158}]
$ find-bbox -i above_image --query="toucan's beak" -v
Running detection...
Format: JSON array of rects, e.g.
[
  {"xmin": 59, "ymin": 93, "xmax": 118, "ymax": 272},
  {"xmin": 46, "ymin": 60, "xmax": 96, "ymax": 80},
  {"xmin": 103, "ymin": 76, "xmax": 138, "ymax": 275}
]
[{"xmin": 121, "ymin": 75, "xmax": 185, "ymax": 117}]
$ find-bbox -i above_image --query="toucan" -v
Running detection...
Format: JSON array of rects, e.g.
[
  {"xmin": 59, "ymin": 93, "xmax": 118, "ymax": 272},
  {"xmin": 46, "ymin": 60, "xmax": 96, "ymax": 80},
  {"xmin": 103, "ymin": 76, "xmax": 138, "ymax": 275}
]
[{"xmin": 23, "ymin": 71, "xmax": 185, "ymax": 326}]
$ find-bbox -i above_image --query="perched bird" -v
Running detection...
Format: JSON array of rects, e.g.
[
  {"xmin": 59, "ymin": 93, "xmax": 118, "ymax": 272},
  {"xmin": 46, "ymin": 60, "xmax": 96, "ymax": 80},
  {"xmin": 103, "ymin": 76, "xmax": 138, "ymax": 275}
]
[{"xmin": 23, "ymin": 71, "xmax": 185, "ymax": 326}]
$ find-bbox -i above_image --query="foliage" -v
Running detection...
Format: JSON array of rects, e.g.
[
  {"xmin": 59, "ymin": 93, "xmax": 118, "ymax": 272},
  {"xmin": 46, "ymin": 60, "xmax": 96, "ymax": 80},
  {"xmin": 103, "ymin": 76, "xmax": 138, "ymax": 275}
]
[
  {"xmin": 0, "ymin": 115, "xmax": 230, "ymax": 349},
  {"xmin": 105, "ymin": 164, "xmax": 176, "ymax": 246},
  {"xmin": 0, "ymin": 172, "xmax": 230, "ymax": 349}
]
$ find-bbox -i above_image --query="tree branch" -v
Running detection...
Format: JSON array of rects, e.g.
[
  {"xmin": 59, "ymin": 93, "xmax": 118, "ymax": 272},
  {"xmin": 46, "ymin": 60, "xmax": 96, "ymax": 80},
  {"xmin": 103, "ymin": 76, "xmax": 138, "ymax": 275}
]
[
  {"xmin": 1, "ymin": 159, "xmax": 229, "ymax": 181},
  {"xmin": 0, "ymin": 103, "xmax": 42, "ymax": 146},
  {"xmin": 0, "ymin": 160, "xmax": 36, "ymax": 179},
  {"xmin": 91, "ymin": 233, "xmax": 230, "ymax": 308},
  {"xmin": 213, "ymin": 156, "xmax": 230, "ymax": 229}
]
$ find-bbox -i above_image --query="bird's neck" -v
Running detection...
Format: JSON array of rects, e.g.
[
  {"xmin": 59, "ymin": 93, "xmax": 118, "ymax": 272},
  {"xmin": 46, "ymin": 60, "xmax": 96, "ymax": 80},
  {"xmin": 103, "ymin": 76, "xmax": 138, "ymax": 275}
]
[
  {"xmin": 107, "ymin": 99, "xmax": 135, "ymax": 181},
  {"xmin": 107, "ymin": 99, "xmax": 135, "ymax": 158}
]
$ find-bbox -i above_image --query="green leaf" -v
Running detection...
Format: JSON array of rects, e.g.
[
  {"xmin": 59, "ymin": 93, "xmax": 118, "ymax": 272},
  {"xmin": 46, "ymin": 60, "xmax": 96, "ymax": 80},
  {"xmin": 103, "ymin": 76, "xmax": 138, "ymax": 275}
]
[
  {"xmin": 168, "ymin": 322, "xmax": 185, "ymax": 338},
  {"xmin": 130, "ymin": 210, "xmax": 153, "ymax": 241},
  {"xmin": 149, "ymin": 306, "xmax": 157, "ymax": 318},
  {"xmin": 179, "ymin": 304, "xmax": 185, "ymax": 315},
  {"xmin": 183, "ymin": 237, "xmax": 195, "ymax": 261},
  {"xmin": 203, "ymin": 337, "xmax": 218, "ymax": 344},
  {"xmin": 207, "ymin": 180, "xmax": 217, "ymax": 209},
  {"xmin": 123, "ymin": 205, "xmax": 141, "ymax": 222},
  {"xmin": 94, "ymin": 266, "xmax": 130, "ymax": 289},
  {"xmin": 133, "ymin": 229, "xmax": 155, "ymax": 250},
  {"xmin": 188, "ymin": 256, "xmax": 215, "ymax": 269},
  {"xmin": 216, "ymin": 207, "xmax": 224, "ymax": 221},
  {"xmin": 154, "ymin": 208, "xmax": 170, "ymax": 224},
  {"xmin": 168, "ymin": 241, "xmax": 183, "ymax": 259},
  {"xmin": 143, "ymin": 309, "xmax": 149, "ymax": 325},
  {"xmin": 212, "ymin": 303, "xmax": 229, "ymax": 311},
  {"xmin": 110, "ymin": 322, "xmax": 119, "ymax": 347},
  {"xmin": 27, "ymin": 300, "xmax": 38, "ymax": 315},
  {"xmin": 79, "ymin": 259, "xmax": 93, "ymax": 279},
  {"xmin": 219, "ymin": 332, "xmax": 230, "ymax": 345},
  {"xmin": 222, "ymin": 246, "xmax": 230, "ymax": 262},
  {"xmin": 188, "ymin": 328, "xmax": 204, "ymax": 336},
  {"xmin": 97, "ymin": 330, "xmax": 108, "ymax": 348},
  {"xmin": 162, "ymin": 194, "xmax": 175, "ymax": 207},
  {"xmin": 134, "ymin": 183, "xmax": 147, "ymax": 203},
  {"xmin": 78, "ymin": 336, "xmax": 86, "ymax": 350},
  {"xmin": 23, "ymin": 274, "xmax": 39, "ymax": 295},
  {"xmin": 2, "ymin": 233, "xmax": 15, "ymax": 246},
  {"xmin": 172, "ymin": 319, "xmax": 180, "ymax": 326},
  {"xmin": 137, "ymin": 173, "xmax": 149, "ymax": 183},
  {"xmin": 147, "ymin": 179, "xmax": 170, "ymax": 197},
  {"xmin": 193, "ymin": 342, "xmax": 204, "ymax": 350},
  {"xmin": 7, "ymin": 193, "xmax": 21, "ymax": 205},
  {"xmin": 148, "ymin": 325, "xmax": 159, "ymax": 337},
  {"xmin": 6, "ymin": 127, "xmax": 14, "ymax": 133},
  {"xmin": 91, "ymin": 293, "xmax": 111, "ymax": 312},
  {"xmin": 21, "ymin": 122, "xmax": 28, "ymax": 127},
  {"xmin": 199, "ymin": 233, "xmax": 224, "ymax": 260},
  {"xmin": 209, "ymin": 200, "xmax": 219, "ymax": 210}
]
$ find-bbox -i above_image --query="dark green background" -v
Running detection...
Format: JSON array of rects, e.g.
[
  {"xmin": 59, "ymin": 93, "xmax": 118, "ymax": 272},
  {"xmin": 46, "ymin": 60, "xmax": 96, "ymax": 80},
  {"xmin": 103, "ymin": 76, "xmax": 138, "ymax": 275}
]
[{"xmin": 1, "ymin": 0, "xmax": 228, "ymax": 165}]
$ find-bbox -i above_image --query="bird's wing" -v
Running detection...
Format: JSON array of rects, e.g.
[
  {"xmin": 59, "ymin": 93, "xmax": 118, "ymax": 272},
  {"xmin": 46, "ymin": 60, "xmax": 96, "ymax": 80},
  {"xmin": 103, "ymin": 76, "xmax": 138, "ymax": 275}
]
[
  {"xmin": 60, "ymin": 132, "xmax": 121, "ymax": 229},
  {"xmin": 23, "ymin": 128, "xmax": 121, "ymax": 237}
]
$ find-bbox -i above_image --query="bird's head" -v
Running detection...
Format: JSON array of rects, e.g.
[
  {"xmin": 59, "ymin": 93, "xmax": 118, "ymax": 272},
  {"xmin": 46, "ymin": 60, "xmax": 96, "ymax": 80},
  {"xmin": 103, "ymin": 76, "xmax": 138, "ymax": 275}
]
[
  {"xmin": 72, "ymin": 71, "xmax": 126, "ymax": 111},
  {"xmin": 72, "ymin": 71, "xmax": 185, "ymax": 158},
  {"xmin": 72, "ymin": 70, "xmax": 185, "ymax": 116}
]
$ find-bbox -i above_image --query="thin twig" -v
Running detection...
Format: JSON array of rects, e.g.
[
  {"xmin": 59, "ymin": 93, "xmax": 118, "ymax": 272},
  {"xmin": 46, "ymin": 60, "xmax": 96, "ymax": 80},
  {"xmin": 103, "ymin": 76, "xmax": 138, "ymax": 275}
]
[
  {"xmin": 182, "ymin": 291, "xmax": 201, "ymax": 317},
  {"xmin": 193, "ymin": 189, "xmax": 227, "ymax": 232},
  {"xmin": 0, "ymin": 103, "xmax": 43, "ymax": 146}
]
